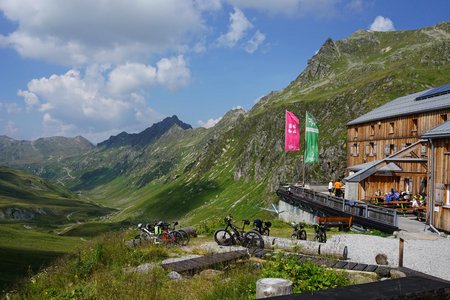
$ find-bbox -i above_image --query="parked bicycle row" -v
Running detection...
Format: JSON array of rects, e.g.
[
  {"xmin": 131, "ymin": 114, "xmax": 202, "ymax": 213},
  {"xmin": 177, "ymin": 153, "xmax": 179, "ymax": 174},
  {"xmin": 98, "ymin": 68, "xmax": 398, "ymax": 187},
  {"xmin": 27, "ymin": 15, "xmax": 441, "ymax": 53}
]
[
  {"xmin": 135, "ymin": 221, "xmax": 190, "ymax": 246},
  {"xmin": 213, "ymin": 216, "xmax": 327, "ymax": 250}
]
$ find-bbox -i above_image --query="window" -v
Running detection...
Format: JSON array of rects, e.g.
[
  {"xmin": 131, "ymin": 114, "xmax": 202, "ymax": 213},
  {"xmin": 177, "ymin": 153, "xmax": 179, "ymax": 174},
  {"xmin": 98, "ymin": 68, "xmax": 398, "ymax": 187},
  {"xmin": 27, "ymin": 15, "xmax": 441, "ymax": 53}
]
[
  {"xmin": 441, "ymin": 114, "xmax": 448, "ymax": 122},
  {"xmin": 369, "ymin": 142, "xmax": 375, "ymax": 156},
  {"xmin": 412, "ymin": 118, "xmax": 418, "ymax": 133},
  {"xmin": 352, "ymin": 143, "xmax": 359, "ymax": 157},
  {"xmin": 446, "ymin": 185, "xmax": 450, "ymax": 206},
  {"xmin": 354, "ymin": 128, "xmax": 358, "ymax": 140},
  {"xmin": 421, "ymin": 145, "xmax": 427, "ymax": 157},
  {"xmin": 370, "ymin": 125, "xmax": 375, "ymax": 136},
  {"xmin": 390, "ymin": 144, "xmax": 397, "ymax": 155},
  {"xmin": 389, "ymin": 122, "xmax": 395, "ymax": 134}
]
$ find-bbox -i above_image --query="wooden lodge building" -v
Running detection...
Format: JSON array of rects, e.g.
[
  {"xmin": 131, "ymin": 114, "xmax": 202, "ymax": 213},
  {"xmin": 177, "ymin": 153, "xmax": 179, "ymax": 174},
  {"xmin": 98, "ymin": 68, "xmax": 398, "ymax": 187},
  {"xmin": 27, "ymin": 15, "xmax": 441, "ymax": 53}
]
[{"xmin": 344, "ymin": 84, "xmax": 450, "ymax": 232}]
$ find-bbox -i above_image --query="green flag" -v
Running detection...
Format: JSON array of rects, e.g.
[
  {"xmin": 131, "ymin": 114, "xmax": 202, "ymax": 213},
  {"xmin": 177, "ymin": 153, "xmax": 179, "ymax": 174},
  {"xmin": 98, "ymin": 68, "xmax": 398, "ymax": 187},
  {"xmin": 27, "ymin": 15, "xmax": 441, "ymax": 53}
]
[{"xmin": 304, "ymin": 112, "xmax": 319, "ymax": 163}]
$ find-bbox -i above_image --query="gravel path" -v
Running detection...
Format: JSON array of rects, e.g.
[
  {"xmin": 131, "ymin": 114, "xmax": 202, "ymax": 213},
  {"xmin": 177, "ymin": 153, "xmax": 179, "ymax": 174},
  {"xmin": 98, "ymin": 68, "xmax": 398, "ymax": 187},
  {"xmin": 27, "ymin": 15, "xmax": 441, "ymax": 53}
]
[{"xmin": 329, "ymin": 229, "xmax": 450, "ymax": 281}]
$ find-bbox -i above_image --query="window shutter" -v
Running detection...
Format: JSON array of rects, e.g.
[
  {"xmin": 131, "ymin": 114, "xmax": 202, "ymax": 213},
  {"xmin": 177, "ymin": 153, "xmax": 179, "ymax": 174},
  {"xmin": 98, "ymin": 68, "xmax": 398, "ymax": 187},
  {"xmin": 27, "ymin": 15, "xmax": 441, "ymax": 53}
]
[
  {"xmin": 393, "ymin": 145, "xmax": 398, "ymax": 153},
  {"xmin": 365, "ymin": 144, "xmax": 370, "ymax": 155},
  {"xmin": 384, "ymin": 144, "xmax": 390, "ymax": 155},
  {"xmin": 373, "ymin": 142, "xmax": 377, "ymax": 155}
]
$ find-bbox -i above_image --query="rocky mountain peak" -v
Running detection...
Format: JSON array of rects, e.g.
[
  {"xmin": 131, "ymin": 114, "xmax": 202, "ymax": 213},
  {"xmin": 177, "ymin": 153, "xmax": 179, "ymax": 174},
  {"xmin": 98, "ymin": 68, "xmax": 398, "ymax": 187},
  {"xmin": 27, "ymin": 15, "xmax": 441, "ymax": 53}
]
[
  {"xmin": 293, "ymin": 37, "xmax": 340, "ymax": 88},
  {"xmin": 97, "ymin": 115, "xmax": 192, "ymax": 148}
]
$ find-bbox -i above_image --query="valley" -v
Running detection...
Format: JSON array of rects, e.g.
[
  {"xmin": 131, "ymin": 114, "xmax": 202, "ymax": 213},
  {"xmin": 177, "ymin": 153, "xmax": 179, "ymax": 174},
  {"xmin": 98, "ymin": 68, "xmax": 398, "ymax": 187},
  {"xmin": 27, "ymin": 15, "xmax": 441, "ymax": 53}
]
[{"xmin": 1, "ymin": 22, "xmax": 450, "ymax": 294}]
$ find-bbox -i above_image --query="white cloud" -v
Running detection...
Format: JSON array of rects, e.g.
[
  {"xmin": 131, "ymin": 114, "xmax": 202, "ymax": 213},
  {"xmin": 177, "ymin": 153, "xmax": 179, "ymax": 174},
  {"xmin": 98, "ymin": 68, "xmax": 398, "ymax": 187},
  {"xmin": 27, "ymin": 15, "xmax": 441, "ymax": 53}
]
[
  {"xmin": 156, "ymin": 56, "xmax": 191, "ymax": 91},
  {"xmin": 195, "ymin": 0, "xmax": 222, "ymax": 11},
  {"xmin": 17, "ymin": 90, "xmax": 39, "ymax": 111},
  {"xmin": 370, "ymin": 16, "xmax": 395, "ymax": 32},
  {"xmin": 198, "ymin": 117, "xmax": 222, "ymax": 128},
  {"xmin": 4, "ymin": 121, "xmax": 18, "ymax": 136},
  {"xmin": 0, "ymin": 102, "xmax": 22, "ymax": 114},
  {"xmin": 227, "ymin": 0, "xmax": 300, "ymax": 15},
  {"xmin": 245, "ymin": 30, "xmax": 266, "ymax": 53},
  {"xmin": 108, "ymin": 63, "xmax": 157, "ymax": 95},
  {"xmin": 217, "ymin": 7, "xmax": 253, "ymax": 48},
  {"xmin": 227, "ymin": 0, "xmax": 342, "ymax": 17},
  {"xmin": 18, "ymin": 69, "xmax": 163, "ymax": 142},
  {"xmin": 0, "ymin": 0, "xmax": 205, "ymax": 66}
]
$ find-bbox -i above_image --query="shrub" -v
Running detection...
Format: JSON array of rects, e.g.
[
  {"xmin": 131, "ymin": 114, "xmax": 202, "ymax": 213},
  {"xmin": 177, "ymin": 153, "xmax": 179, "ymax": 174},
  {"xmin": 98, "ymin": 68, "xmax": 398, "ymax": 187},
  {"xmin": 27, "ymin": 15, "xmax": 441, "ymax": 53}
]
[{"xmin": 261, "ymin": 253, "xmax": 349, "ymax": 293}]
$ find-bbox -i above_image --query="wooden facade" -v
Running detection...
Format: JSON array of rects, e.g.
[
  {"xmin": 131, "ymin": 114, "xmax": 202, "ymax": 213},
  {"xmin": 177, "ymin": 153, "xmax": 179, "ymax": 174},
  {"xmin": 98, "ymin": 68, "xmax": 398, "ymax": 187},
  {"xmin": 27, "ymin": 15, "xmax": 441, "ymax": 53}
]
[
  {"xmin": 346, "ymin": 110, "xmax": 450, "ymax": 200},
  {"xmin": 428, "ymin": 137, "xmax": 450, "ymax": 232}
]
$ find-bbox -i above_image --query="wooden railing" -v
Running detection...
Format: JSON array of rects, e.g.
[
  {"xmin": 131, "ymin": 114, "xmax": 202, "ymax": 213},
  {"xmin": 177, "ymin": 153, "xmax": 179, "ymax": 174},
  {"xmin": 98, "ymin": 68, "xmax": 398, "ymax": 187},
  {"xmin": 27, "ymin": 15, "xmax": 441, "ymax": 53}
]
[{"xmin": 277, "ymin": 184, "xmax": 398, "ymax": 229}]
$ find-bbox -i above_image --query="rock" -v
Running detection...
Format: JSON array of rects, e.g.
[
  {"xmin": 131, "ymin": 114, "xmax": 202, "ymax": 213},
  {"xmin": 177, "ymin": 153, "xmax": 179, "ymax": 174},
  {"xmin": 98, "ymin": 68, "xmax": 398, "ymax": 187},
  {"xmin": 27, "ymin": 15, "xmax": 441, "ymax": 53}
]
[
  {"xmin": 390, "ymin": 269, "xmax": 406, "ymax": 279},
  {"xmin": 375, "ymin": 253, "xmax": 389, "ymax": 265},
  {"xmin": 199, "ymin": 269, "xmax": 223, "ymax": 279},
  {"xmin": 342, "ymin": 270, "xmax": 379, "ymax": 285},
  {"xmin": 168, "ymin": 271, "xmax": 182, "ymax": 280},
  {"xmin": 123, "ymin": 262, "xmax": 158, "ymax": 274}
]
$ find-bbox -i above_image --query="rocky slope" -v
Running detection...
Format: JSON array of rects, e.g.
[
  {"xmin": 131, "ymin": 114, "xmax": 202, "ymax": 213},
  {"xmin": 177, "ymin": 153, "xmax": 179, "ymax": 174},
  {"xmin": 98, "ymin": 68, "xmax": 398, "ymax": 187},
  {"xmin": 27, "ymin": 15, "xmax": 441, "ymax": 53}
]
[{"xmin": 1, "ymin": 22, "xmax": 450, "ymax": 222}]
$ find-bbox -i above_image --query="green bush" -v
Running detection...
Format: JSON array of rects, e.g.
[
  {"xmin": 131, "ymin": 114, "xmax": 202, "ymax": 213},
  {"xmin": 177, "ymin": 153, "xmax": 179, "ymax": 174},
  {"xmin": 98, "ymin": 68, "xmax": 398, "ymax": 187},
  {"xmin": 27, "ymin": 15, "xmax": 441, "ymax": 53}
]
[{"xmin": 261, "ymin": 253, "xmax": 349, "ymax": 293}]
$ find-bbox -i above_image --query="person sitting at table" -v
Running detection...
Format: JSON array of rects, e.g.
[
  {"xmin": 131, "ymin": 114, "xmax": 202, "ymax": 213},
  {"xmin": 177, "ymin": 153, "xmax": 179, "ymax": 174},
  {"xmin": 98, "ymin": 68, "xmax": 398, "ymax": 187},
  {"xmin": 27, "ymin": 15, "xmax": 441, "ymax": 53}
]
[
  {"xmin": 385, "ymin": 192, "xmax": 392, "ymax": 202},
  {"xmin": 400, "ymin": 191, "xmax": 409, "ymax": 200},
  {"xmin": 393, "ymin": 190, "xmax": 400, "ymax": 200}
]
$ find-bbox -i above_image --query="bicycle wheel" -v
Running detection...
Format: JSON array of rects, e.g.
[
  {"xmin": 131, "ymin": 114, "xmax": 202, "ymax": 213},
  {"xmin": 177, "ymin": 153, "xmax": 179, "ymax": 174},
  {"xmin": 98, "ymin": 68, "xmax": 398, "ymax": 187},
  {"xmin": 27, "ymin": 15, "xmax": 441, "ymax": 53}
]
[
  {"xmin": 299, "ymin": 230, "xmax": 307, "ymax": 240},
  {"xmin": 170, "ymin": 230, "xmax": 183, "ymax": 246},
  {"xmin": 178, "ymin": 229, "xmax": 190, "ymax": 246},
  {"xmin": 214, "ymin": 229, "xmax": 233, "ymax": 246},
  {"xmin": 158, "ymin": 232, "xmax": 176, "ymax": 247},
  {"xmin": 317, "ymin": 230, "xmax": 327, "ymax": 243},
  {"xmin": 290, "ymin": 233, "xmax": 298, "ymax": 240},
  {"xmin": 243, "ymin": 230, "xmax": 264, "ymax": 249}
]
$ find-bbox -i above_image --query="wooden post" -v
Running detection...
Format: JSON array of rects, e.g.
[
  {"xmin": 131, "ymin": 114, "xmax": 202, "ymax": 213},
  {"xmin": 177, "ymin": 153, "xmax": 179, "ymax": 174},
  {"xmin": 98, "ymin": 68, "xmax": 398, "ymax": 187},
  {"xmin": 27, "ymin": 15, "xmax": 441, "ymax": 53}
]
[
  {"xmin": 399, "ymin": 238, "xmax": 404, "ymax": 267},
  {"xmin": 256, "ymin": 278, "xmax": 292, "ymax": 298}
]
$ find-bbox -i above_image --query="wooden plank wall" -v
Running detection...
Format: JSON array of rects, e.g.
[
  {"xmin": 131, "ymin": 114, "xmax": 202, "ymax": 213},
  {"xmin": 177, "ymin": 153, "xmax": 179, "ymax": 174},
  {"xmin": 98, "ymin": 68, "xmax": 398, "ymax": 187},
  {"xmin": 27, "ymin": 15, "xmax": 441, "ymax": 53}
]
[
  {"xmin": 347, "ymin": 109, "xmax": 450, "ymax": 167},
  {"xmin": 431, "ymin": 138, "xmax": 450, "ymax": 232}
]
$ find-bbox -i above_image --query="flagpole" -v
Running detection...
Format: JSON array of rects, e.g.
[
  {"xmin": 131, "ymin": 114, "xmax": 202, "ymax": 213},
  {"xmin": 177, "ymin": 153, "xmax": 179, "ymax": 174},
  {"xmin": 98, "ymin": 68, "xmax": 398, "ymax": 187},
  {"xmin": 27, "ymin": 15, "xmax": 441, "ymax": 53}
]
[{"xmin": 302, "ymin": 111, "xmax": 307, "ymax": 186}]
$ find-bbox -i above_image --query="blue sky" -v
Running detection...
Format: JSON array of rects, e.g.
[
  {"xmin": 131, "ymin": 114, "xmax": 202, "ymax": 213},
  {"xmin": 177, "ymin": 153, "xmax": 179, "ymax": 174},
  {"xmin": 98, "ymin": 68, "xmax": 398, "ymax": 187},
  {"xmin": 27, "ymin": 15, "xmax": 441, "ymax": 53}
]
[{"xmin": 0, "ymin": 0, "xmax": 449, "ymax": 143}]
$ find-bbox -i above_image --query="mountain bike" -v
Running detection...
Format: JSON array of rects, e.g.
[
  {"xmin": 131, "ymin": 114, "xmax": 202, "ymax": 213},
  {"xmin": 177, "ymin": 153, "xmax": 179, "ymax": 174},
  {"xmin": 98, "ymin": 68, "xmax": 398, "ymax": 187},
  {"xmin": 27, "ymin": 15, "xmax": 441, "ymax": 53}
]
[
  {"xmin": 170, "ymin": 221, "xmax": 190, "ymax": 246},
  {"xmin": 214, "ymin": 215, "xmax": 264, "ymax": 250},
  {"xmin": 253, "ymin": 219, "xmax": 271, "ymax": 236},
  {"xmin": 135, "ymin": 222, "xmax": 162, "ymax": 244},
  {"xmin": 313, "ymin": 223, "xmax": 327, "ymax": 243},
  {"xmin": 290, "ymin": 222, "xmax": 307, "ymax": 240}
]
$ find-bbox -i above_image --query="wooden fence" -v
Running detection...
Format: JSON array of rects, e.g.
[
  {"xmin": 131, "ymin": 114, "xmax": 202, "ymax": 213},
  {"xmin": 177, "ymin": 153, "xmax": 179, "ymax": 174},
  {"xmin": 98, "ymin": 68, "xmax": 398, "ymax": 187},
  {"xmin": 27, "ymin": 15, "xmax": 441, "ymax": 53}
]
[{"xmin": 277, "ymin": 184, "xmax": 398, "ymax": 232}]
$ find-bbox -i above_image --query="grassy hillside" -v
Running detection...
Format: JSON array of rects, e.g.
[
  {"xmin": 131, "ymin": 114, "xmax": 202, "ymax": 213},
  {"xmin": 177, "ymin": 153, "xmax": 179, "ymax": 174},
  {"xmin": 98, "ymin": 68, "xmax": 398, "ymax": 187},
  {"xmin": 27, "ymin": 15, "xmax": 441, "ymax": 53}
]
[
  {"xmin": 0, "ymin": 167, "xmax": 118, "ymax": 291},
  {"xmin": 3, "ymin": 23, "xmax": 450, "ymax": 227},
  {"xmin": 0, "ymin": 167, "xmax": 115, "ymax": 224}
]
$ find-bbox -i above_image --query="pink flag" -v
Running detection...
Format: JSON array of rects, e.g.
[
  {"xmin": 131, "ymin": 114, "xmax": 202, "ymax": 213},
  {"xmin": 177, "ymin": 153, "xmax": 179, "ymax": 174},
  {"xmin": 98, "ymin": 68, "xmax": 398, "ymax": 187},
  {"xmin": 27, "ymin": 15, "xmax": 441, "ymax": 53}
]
[{"xmin": 285, "ymin": 110, "xmax": 300, "ymax": 151}]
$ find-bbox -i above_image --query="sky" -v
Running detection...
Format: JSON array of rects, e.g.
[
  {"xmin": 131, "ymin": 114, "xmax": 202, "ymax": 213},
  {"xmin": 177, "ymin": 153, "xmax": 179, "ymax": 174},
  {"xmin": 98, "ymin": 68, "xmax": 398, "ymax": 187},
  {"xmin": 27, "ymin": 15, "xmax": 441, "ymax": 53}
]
[{"xmin": 0, "ymin": 0, "xmax": 449, "ymax": 144}]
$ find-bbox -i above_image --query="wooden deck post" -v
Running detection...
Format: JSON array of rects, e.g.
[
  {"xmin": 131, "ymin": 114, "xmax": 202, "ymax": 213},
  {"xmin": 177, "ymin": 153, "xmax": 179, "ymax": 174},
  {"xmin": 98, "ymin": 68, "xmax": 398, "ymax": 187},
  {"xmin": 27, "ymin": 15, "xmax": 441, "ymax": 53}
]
[{"xmin": 399, "ymin": 238, "xmax": 404, "ymax": 267}]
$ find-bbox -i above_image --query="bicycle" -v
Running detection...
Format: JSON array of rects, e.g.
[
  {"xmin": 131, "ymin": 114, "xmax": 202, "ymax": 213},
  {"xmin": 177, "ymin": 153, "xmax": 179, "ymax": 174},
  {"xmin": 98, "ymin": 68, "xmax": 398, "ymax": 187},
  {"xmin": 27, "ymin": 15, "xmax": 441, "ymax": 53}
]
[
  {"xmin": 290, "ymin": 222, "xmax": 307, "ymax": 240},
  {"xmin": 135, "ymin": 222, "xmax": 162, "ymax": 244},
  {"xmin": 313, "ymin": 223, "xmax": 327, "ymax": 243},
  {"xmin": 214, "ymin": 215, "xmax": 264, "ymax": 250},
  {"xmin": 135, "ymin": 221, "xmax": 185, "ymax": 247},
  {"xmin": 253, "ymin": 219, "xmax": 271, "ymax": 236},
  {"xmin": 157, "ymin": 221, "xmax": 184, "ymax": 247},
  {"xmin": 170, "ymin": 221, "xmax": 190, "ymax": 246}
]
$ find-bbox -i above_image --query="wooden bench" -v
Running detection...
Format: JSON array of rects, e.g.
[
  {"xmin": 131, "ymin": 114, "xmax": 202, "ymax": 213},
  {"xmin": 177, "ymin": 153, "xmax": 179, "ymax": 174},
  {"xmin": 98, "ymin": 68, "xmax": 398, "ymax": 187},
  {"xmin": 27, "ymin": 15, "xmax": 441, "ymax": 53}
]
[{"xmin": 317, "ymin": 216, "xmax": 353, "ymax": 231}]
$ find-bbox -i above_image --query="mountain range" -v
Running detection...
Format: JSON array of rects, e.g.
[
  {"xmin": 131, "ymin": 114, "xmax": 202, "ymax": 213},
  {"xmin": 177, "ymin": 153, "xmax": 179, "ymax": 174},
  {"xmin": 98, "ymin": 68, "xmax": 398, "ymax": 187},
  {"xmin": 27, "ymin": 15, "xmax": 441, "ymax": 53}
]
[{"xmin": 1, "ymin": 22, "xmax": 450, "ymax": 224}]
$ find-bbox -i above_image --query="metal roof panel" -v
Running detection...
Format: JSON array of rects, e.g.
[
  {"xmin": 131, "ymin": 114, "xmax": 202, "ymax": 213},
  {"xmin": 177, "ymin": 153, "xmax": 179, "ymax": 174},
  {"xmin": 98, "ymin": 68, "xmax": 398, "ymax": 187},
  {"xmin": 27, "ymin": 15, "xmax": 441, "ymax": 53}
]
[{"xmin": 347, "ymin": 86, "xmax": 450, "ymax": 126}]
